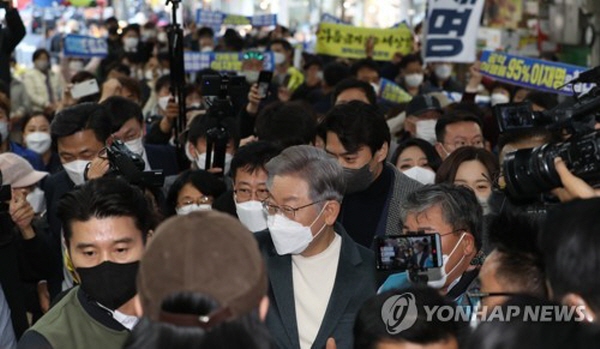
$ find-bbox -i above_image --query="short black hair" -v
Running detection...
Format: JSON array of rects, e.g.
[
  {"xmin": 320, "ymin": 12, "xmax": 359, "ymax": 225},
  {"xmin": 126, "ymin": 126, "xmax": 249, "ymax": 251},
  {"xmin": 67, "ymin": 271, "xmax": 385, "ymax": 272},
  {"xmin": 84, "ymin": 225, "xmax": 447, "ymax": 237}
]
[
  {"xmin": 323, "ymin": 62, "xmax": 351, "ymax": 88},
  {"xmin": 106, "ymin": 62, "xmax": 131, "ymax": 78},
  {"xmin": 354, "ymin": 286, "xmax": 466, "ymax": 349},
  {"xmin": 50, "ymin": 102, "xmax": 112, "ymax": 145},
  {"xmin": 323, "ymin": 101, "xmax": 390, "ymax": 155},
  {"xmin": 58, "ymin": 178, "xmax": 156, "ymax": 245},
  {"xmin": 399, "ymin": 53, "xmax": 424, "ymax": 70},
  {"xmin": 391, "ymin": 138, "xmax": 442, "ymax": 172},
  {"xmin": 32, "ymin": 48, "xmax": 50, "ymax": 62},
  {"xmin": 187, "ymin": 115, "xmax": 240, "ymax": 149},
  {"xmin": 164, "ymin": 170, "xmax": 227, "ymax": 216},
  {"xmin": 268, "ymin": 39, "xmax": 293, "ymax": 52},
  {"xmin": 255, "ymin": 101, "xmax": 317, "ymax": 148},
  {"xmin": 350, "ymin": 58, "xmax": 380, "ymax": 77},
  {"xmin": 197, "ymin": 26, "xmax": 215, "ymax": 39},
  {"xmin": 155, "ymin": 74, "xmax": 171, "ymax": 94},
  {"xmin": 488, "ymin": 212, "xmax": 547, "ymax": 299},
  {"xmin": 435, "ymin": 111, "xmax": 483, "ymax": 143},
  {"xmin": 541, "ymin": 198, "xmax": 600, "ymax": 314},
  {"xmin": 230, "ymin": 141, "xmax": 282, "ymax": 181},
  {"xmin": 332, "ymin": 78, "xmax": 377, "ymax": 105},
  {"xmin": 122, "ymin": 24, "xmax": 140, "ymax": 37},
  {"xmin": 101, "ymin": 96, "xmax": 143, "ymax": 133}
]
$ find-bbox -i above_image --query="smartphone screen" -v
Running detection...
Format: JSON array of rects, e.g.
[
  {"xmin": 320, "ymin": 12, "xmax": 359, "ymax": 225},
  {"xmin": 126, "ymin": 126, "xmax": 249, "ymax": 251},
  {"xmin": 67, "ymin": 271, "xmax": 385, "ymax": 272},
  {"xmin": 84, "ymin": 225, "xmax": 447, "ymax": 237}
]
[
  {"xmin": 257, "ymin": 70, "xmax": 273, "ymax": 99},
  {"xmin": 374, "ymin": 234, "xmax": 443, "ymax": 271},
  {"xmin": 71, "ymin": 79, "xmax": 99, "ymax": 99}
]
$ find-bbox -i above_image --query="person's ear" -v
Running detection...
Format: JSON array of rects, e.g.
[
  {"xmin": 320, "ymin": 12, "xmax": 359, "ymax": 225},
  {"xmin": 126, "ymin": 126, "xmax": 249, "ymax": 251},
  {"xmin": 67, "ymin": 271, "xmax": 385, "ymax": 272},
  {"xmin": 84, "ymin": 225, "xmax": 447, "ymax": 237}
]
[
  {"xmin": 259, "ymin": 296, "xmax": 269, "ymax": 322},
  {"xmin": 324, "ymin": 201, "xmax": 341, "ymax": 225},
  {"xmin": 462, "ymin": 232, "xmax": 476, "ymax": 256},
  {"xmin": 375, "ymin": 142, "xmax": 389, "ymax": 163},
  {"xmin": 562, "ymin": 293, "xmax": 596, "ymax": 323},
  {"xmin": 187, "ymin": 142, "xmax": 198, "ymax": 158}
]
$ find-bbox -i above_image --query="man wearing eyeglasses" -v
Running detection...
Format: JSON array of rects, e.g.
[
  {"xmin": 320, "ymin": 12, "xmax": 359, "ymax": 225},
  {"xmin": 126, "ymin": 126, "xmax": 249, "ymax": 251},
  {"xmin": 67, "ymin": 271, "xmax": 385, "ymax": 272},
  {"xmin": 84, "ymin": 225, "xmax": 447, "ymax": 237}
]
[
  {"xmin": 212, "ymin": 141, "xmax": 282, "ymax": 231},
  {"xmin": 434, "ymin": 112, "xmax": 486, "ymax": 160},
  {"xmin": 255, "ymin": 145, "xmax": 376, "ymax": 349},
  {"xmin": 380, "ymin": 184, "xmax": 482, "ymax": 306}
]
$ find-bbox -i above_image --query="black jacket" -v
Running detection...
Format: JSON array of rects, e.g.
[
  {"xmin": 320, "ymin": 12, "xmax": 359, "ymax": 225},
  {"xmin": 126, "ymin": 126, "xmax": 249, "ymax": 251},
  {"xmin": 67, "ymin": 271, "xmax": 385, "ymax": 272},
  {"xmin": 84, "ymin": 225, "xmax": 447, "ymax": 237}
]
[{"xmin": 0, "ymin": 8, "xmax": 25, "ymax": 90}]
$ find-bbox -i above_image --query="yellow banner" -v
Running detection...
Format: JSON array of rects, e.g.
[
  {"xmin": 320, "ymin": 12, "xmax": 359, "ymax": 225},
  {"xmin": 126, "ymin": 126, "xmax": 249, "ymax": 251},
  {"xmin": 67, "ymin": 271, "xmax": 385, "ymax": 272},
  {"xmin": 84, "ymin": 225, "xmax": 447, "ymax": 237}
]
[{"xmin": 316, "ymin": 23, "xmax": 413, "ymax": 61}]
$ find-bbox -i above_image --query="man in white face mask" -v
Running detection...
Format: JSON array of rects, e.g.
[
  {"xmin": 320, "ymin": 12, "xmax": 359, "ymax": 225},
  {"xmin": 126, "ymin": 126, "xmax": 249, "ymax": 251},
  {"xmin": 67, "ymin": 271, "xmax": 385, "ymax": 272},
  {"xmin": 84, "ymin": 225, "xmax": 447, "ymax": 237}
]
[
  {"xmin": 425, "ymin": 62, "xmax": 464, "ymax": 93},
  {"xmin": 403, "ymin": 94, "xmax": 443, "ymax": 145},
  {"xmin": 212, "ymin": 141, "xmax": 281, "ymax": 232},
  {"xmin": 42, "ymin": 103, "xmax": 112, "ymax": 298},
  {"xmin": 380, "ymin": 184, "xmax": 482, "ymax": 305},
  {"xmin": 255, "ymin": 145, "xmax": 376, "ymax": 349},
  {"xmin": 185, "ymin": 113, "xmax": 238, "ymax": 175},
  {"xmin": 101, "ymin": 96, "xmax": 180, "ymax": 177}
]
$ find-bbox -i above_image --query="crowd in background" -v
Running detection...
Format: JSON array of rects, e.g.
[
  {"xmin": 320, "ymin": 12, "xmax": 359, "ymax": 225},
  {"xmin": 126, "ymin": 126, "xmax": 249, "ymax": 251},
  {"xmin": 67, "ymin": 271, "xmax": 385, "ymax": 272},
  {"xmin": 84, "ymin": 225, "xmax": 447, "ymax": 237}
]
[{"xmin": 2, "ymin": 2, "xmax": 600, "ymax": 349}]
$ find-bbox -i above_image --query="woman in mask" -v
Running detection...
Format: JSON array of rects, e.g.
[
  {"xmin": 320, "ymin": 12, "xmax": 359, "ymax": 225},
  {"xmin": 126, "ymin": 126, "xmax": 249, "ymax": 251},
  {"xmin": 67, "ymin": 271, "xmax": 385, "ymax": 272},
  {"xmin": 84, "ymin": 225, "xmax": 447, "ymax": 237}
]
[
  {"xmin": 22, "ymin": 49, "xmax": 62, "ymax": 115},
  {"xmin": 391, "ymin": 138, "xmax": 441, "ymax": 185},
  {"xmin": 434, "ymin": 146, "xmax": 499, "ymax": 215},
  {"xmin": 21, "ymin": 112, "xmax": 62, "ymax": 173},
  {"xmin": 164, "ymin": 170, "xmax": 227, "ymax": 217}
]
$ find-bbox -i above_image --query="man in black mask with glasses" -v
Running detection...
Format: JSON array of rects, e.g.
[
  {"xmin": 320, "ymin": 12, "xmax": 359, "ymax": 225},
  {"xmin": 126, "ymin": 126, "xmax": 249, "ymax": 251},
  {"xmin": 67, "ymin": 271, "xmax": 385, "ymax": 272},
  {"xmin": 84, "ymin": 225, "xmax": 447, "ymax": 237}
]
[
  {"xmin": 323, "ymin": 101, "xmax": 422, "ymax": 248},
  {"xmin": 18, "ymin": 178, "xmax": 157, "ymax": 349}
]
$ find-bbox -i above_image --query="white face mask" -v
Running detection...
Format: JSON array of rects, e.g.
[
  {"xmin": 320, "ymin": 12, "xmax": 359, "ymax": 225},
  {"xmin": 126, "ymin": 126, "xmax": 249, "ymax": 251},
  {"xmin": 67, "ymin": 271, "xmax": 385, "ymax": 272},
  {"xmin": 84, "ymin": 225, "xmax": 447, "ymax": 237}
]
[
  {"xmin": 0, "ymin": 121, "xmax": 8, "ymax": 143},
  {"xmin": 25, "ymin": 132, "xmax": 52, "ymax": 155},
  {"xmin": 316, "ymin": 71, "xmax": 324, "ymax": 81},
  {"xmin": 123, "ymin": 37, "xmax": 139, "ymax": 51},
  {"xmin": 273, "ymin": 52, "xmax": 286, "ymax": 65},
  {"xmin": 158, "ymin": 95, "xmax": 171, "ymax": 111},
  {"xmin": 157, "ymin": 32, "xmax": 168, "ymax": 44},
  {"xmin": 144, "ymin": 70, "xmax": 155, "ymax": 81},
  {"xmin": 477, "ymin": 195, "xmax": 491, "ymax": 215},
  {"xmin": 434, "ymin": 64, "xmax": 453, "ymax": 80},
  {"xmin": 402, "ymin": 166, "xmax": 436, "ymax": 185},
  {"xmin": 63, "ymin": 160, "xmax": 90, "ymax": 186},
  {"xmin": 490, "ymin": 93, "xmax": 510, "ymax": 107},
  {"xmin": 176, "ymin": 204, "xmax": 212, "ymax": 215},
  {"xmin": 125, "ymin": 136, "xmax": 145, "ymax": 156},
  {"xmin": 201, "ymin": 46, "xmax": 213, "ymax": 53},
  {"xmin": 415, "ymin": 119, "xmax": 437, "ymax": 144},
  {"xmin": 370, "ymin": 82, "xmax": 381, "ymax": 96},
  {"xmin": 404, "ymin": 73, "xmax": 424, "ymax": 88},
  {"xmin": 235, "ymin": 200, "xmax": 268, "ymax": 232},
  {"xmin": 267, "ymin": 205, "xmax": 327, "ymax": 255},
  {"xmin": 242, "ymin": 71, "xmax": 260, "ymax": 85},
  {"xmin": 26, "ymin": 187, "xmax": 46, "ymax": 214},
  {"xmin": 35, "ymin": 60, "xmax": 49, "ymax": 71},
  {"xmin": 196, "ymin": 152, "xmax": 233, "ymax": 174},
  {"xmin": 428, "ymin": 232, "xmax": 466, "ymax": 289}
]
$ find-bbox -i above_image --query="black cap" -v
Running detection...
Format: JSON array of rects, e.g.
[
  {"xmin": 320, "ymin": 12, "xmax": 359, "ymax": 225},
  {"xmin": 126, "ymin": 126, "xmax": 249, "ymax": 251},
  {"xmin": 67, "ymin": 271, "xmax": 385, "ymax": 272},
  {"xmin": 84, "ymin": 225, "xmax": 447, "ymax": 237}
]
[{"xmin": 406, "ymin": 95, "xmax": 442, "ymax": 117}]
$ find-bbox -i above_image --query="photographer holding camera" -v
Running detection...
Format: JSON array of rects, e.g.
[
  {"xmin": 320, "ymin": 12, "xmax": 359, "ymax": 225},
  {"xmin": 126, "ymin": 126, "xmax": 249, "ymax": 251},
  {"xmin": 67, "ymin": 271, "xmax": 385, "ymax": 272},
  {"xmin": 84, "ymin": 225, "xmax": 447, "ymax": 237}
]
[{"xmin": 0, "ymin": 153, "xmax": 54, "ymax": 342}]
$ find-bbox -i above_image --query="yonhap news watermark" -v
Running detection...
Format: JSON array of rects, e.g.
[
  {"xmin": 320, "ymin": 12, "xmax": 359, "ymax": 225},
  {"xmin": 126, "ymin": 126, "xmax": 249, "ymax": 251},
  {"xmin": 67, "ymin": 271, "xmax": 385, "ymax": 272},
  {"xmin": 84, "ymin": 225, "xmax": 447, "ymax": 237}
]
[{"xmin": 381, "ymin": 292, "xmax": 587, "ymax": 334}]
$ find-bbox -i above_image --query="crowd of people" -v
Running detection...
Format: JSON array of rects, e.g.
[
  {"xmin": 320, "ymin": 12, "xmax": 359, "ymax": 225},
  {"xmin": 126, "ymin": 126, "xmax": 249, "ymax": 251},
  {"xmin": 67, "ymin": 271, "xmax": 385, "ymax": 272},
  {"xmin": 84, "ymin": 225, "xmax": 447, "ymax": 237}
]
[{"xmin": 1, "ymin": 1, "xmax": 600, "ymax": 348}]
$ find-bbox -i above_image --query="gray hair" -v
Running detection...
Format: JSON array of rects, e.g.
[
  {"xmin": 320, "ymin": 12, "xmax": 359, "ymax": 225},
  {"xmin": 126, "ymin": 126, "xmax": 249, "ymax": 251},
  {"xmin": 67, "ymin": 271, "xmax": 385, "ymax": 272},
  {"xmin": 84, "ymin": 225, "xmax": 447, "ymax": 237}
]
[
  {"xmin": 265, "ymin": 145, "xmax": 345, "ymax": 203},
  {"xmin": 401, "ymin": 183, "xmax": 482, "ymax": 250}
]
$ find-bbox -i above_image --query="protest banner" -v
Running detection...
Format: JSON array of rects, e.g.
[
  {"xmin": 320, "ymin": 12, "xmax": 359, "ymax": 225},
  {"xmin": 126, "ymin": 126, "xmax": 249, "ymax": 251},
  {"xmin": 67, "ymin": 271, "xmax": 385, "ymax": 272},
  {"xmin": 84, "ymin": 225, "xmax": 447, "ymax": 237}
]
[
  {"xmin": 320, "ymin": 13, "xmax": 350, "ymax": 25},
  {"xmin": 316, "ymin": 22, "xmax": 412, "ymax": 61},
  {"xmin": 196, "ymin": 10, "xmax": 277, "ymax": 30},
  {"xmin": 63, "ymin": 34, "xmax": 108, "ymax": 58},
  {"xmin": 184, "ymin": 52, "xmax": 275, "ymax": 73},
  {"xmin": 423, "ymin": 0, "xmax": 485, "ymax": 63},
  {"xmin": 379, "ymin": 78, "xmax": 413, "ymax": 104},
  {"xmin": 479, "ymin": 50, "xmax": 594, "ymax": 95}
]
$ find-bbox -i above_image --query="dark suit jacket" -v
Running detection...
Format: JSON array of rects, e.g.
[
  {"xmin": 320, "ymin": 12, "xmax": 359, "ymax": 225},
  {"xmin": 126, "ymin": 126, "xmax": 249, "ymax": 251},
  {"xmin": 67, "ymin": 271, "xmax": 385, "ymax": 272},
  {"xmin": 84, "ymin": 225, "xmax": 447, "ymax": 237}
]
[
  {"xmin": 0, "ymin": 8, "xmax": 25, "ymax": 89},
  {"xmin": 144, "ymin": 144, "xmax": 179, "ymax": 176},
  {"xmin": 41, "ymin": 171, "xmax": 74, "ymax": 298},
  {"xmin": 255, "ymin": 224, "xmax": 376, "ymax": 349}
]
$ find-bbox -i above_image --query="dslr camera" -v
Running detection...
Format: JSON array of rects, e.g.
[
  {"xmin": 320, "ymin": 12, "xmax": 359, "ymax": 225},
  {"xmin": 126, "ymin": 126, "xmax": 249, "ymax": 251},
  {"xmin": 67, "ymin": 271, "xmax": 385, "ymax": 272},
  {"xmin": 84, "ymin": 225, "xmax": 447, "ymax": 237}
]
[
  {"xmin": 495, "ymin": 83, "xmax": 600, "ymax": 200},
  {"xmin": 104, "ymin": 139, "xmax": 165, "ymax": 187}
]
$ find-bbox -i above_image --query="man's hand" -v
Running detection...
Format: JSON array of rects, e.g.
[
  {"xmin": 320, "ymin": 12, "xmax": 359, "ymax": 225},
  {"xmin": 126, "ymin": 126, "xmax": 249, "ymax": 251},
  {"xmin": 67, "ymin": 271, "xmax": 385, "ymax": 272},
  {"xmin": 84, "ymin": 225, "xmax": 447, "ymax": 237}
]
[
  {"xmin": 9, "ymin": 189, "xmax": 35, "ymax": 239},
  {"xmin": 246, "ymin": 84, "xmax": 261, "ymax": 115},
  {"xmin": 465, "ymin": 61, "xmax": 483, "ymax": 93},
  {"xmin": 326, "ymin": 338, "xmax": 337, "ymax": 349},
  {"xmin": 553, "ymin": 157, "xmax": 600, "ymax": 201},
  {"xmin": 159, "ymin": 97, "xmax": 180, "ymax": 134},
  {"xmin": 86, "ymin": 157, "xmax": 110, "ymax": 180}
]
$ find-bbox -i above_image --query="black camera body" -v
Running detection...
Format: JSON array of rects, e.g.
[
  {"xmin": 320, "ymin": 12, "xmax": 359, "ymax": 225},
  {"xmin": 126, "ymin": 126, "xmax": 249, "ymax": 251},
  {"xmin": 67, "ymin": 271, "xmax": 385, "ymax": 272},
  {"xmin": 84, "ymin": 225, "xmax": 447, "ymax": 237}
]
[
  {"xmin": 105, "ymin": 139, "xmax": 165, "ymax": 188},
  {"xmin": 498, "ymin": 82, "xmax": 600, "ymax": 200}
]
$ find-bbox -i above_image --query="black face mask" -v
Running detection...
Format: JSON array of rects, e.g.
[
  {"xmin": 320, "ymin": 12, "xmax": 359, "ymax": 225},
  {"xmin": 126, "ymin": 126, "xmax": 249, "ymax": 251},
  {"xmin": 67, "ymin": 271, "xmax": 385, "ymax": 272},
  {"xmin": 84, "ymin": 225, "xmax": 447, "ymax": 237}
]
[
  {"xmin": 77, "ymin": 261, "xmax": 139, "ymax": 310},
  {"xmin": 343, "ymin": 163, "xmax": 375, "ymax": 194}
]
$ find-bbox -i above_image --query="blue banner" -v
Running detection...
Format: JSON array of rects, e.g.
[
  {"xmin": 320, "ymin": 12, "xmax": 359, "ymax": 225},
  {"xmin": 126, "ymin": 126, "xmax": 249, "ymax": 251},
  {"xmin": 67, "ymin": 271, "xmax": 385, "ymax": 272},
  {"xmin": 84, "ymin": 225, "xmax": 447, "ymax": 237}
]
[
  {"xmin": 63, "ymin": 35, "xmax": 108, "ymax": 58},
  {"xmin": 379, "ymin": 78, "xmax": 412, "ymax": 104},
  {"xmin": 479, "ymin": 50, "xmax": 595, "ymax": 95},
  {"xmin": 184, "ymin": 52, "xmax": 275, "ymax": 73},
  {"xmin": 196, "ymin": 10, "xmax": 278, "ymax": 29}
]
